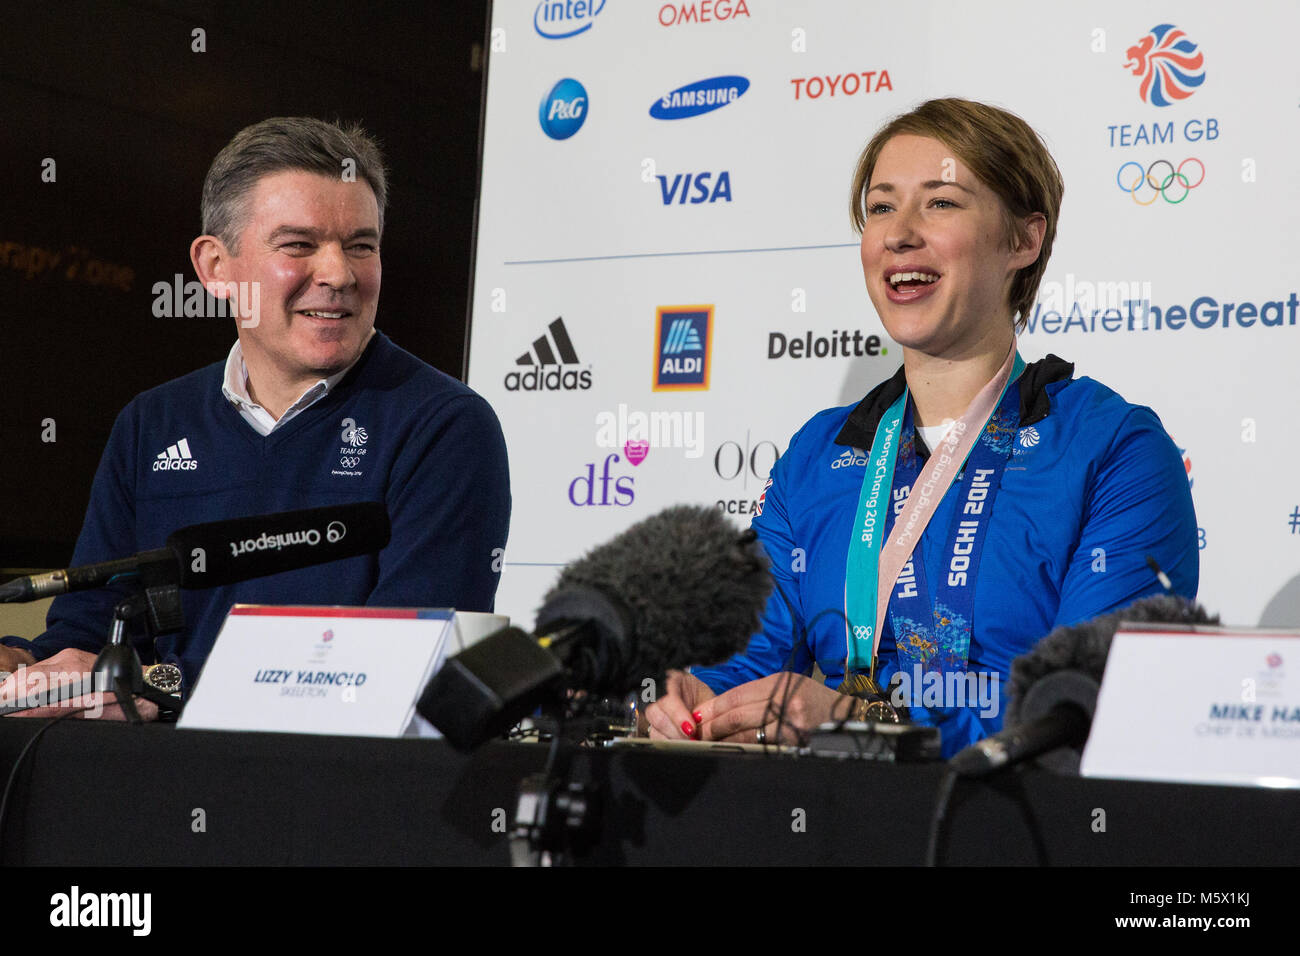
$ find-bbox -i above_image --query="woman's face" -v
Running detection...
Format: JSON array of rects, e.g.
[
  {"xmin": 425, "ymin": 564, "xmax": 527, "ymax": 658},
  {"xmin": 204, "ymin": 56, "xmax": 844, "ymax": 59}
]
[{"xmin": 860, "ymin": 134, "xmax": 1035, "ymax": 360}]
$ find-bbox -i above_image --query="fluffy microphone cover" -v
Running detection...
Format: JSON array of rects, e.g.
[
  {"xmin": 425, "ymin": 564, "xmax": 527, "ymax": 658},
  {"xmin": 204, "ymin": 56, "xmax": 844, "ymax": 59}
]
[
  {"xmin": 1006, "ymin": 593, "xmax": 1219, "ymax": 728},
  {"xmin": 538, "ymin": 505, "xmax": 772, "ymax": 680}
]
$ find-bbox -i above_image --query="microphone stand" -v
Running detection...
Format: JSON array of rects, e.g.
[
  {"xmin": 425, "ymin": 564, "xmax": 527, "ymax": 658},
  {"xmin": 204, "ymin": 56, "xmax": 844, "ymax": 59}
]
[
  {"xmin": 93, "ymin": 592, "xmax": 185, "ymax": 723},
  {"xmin": 508, "ymin": 713, "xmax": 602, "ymax": 867}
]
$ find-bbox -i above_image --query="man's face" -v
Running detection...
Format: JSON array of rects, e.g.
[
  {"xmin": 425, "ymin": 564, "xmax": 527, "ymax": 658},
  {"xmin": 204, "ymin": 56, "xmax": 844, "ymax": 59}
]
[{"xmin": 222, "ymin": 169, "xmax": 381, "ymax": 381}]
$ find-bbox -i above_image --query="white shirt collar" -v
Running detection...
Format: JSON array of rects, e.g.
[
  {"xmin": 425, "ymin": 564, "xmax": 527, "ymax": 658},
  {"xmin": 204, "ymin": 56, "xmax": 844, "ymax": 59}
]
[{"xmin": 220, "ymin": 330, "xmax": 374, "ymax": 434}]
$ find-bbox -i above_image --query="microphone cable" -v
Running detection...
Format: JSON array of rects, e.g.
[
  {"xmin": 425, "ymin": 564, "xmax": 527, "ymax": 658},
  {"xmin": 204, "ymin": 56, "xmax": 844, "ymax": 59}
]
[{"xmin": 0, "ymin": 706, "xmax": 91, "ymax": 863}]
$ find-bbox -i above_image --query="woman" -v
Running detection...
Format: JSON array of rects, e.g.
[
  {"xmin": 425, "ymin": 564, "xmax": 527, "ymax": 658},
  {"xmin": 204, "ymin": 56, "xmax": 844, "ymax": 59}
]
[{"xmin": 644, "ymin": 98, "xmax": 1198, "ymax": 757}]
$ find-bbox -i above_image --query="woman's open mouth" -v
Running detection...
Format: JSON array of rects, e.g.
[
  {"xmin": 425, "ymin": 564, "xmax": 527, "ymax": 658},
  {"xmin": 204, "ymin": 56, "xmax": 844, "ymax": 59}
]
[{"xmin": 884, "ymin": 269, "xmax": 940, "ymax": 303}]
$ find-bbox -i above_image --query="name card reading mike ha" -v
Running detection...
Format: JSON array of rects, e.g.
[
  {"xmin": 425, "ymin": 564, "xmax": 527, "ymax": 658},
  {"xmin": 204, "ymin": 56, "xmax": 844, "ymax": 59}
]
[
  {"xmin": 178, "ymin": 606, "xmax": 506, "ymax": 737},
  {"xmin": 1082, "ymin": 625, "xmax": 1300, "ymax": 789}
]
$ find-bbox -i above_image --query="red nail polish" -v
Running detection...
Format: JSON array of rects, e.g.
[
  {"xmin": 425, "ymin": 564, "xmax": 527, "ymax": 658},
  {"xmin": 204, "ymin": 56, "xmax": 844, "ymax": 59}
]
[
  {"xmin": 692, "ymin": 710, "xmax": 703, "ymax": 723},
  {"xmin": 681, "ymin": 720, "xmax": 696, "ymax": 738}
]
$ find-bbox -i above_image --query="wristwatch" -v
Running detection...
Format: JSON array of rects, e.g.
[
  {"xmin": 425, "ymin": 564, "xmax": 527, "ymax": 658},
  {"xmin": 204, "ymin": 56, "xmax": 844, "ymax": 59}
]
[{"xmin": 143, "ymin": 663, "xmax": 183, "ymax": 695}]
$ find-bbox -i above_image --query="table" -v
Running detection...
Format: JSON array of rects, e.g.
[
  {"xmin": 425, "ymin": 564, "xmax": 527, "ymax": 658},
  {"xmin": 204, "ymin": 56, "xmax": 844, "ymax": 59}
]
[{"xmin": 1, "ymin": 720, "xmax": 1295, "ymax": 865}]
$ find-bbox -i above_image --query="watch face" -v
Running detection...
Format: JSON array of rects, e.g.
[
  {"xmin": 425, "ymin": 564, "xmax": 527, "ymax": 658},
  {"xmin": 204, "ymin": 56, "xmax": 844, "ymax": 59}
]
[
  {"xmin": 144, "ymin": 664, "xmax": 182, "ymax": 694},
  {"xmin": 863, "ymin": 700, "xmax": 901, "ymax": 724}
]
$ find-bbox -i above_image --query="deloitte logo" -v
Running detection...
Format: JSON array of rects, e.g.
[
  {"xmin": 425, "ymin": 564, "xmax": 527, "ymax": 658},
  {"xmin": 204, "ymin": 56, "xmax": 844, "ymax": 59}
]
[
  {"xmin": 505, "ymin": 316, "xmax": 592, "ymax": 392},
  {"xmin": 539, "ymin": 78, "xmax": 588, "ymax": 140},
  {"xmin": 534, "ymin": 0, "xmax": 605, "ymax": 39}
]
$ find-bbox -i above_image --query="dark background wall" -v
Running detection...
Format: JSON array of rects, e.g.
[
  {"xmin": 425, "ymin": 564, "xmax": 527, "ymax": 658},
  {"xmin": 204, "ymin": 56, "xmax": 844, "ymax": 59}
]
[{"xmin": 1, "ymin": 0, "xmax": 489, "ymax": 569}]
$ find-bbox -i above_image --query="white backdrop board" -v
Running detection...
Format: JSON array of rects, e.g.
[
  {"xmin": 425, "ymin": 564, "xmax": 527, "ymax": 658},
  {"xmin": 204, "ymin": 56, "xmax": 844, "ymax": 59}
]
[{"xmin": 468, "ymin": 0, "xmax": 1300, "ymax": 633}]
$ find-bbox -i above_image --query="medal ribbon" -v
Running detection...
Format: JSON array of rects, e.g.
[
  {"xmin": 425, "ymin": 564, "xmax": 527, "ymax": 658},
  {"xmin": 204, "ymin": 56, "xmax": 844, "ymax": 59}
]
[{"xmin": 843, "ymin": 347, "xmax": 1024, "ymax": 676}]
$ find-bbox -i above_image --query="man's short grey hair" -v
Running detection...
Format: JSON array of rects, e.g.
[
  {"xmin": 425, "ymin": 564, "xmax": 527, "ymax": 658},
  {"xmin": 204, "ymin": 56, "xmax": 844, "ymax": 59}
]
[{"xmin": 200, "ymin": 117, "xmax": 388, "ymax": 253}]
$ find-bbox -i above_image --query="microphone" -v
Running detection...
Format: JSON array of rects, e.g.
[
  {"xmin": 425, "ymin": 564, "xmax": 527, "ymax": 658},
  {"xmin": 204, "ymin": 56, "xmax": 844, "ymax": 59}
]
[
  {"xmin": 418, "ymin": 504, "xmax": 773, "ymax": 750},
  {"xmin": 166, "ymin": 501, "xmax": 390, "ymax": 588},
  {"xmin": 0, "ymin": 502, "xmax": 390, "ymax": 602},
  {"xmin": 949, "ymin": 593, "xmax": 1218, "ymax": 777}
]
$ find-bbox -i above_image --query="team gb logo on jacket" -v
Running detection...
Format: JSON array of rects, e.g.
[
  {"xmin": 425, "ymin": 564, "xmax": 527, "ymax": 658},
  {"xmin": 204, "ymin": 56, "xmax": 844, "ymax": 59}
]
[{"xmin": 333, "ymin": 417, "xmax": 369, "ymax": 478}]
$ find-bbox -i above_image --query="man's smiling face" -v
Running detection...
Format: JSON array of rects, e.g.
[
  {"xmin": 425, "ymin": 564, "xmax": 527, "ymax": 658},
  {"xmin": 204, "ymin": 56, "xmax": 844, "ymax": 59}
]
[{"xmin": 224, "ymin": 169, "xmax": 381, "ymax": 382}]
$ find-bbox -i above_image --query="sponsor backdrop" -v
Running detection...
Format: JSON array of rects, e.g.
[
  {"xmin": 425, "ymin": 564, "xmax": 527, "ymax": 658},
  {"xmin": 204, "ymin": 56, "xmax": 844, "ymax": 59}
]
[{"xmin": 468, "ymin": 0, "xmax": 1300, "ymax": 633}]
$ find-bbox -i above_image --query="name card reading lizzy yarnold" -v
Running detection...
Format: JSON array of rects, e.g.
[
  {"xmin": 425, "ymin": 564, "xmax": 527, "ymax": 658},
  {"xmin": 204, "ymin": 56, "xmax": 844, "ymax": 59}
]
[
  {"xmin": 177, "ymin": 606, "xmax": 506, "ymax": 737},
  {"xmin": 1082, "ymin": 625, "xmax": 1300, "ymax": 789}
]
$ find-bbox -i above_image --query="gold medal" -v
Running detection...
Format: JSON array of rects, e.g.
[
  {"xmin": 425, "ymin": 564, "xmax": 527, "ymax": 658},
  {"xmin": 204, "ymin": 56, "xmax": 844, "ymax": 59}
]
[{"xmin": 838, "ymin": 671, "xmax": 884, "ymax": 698}]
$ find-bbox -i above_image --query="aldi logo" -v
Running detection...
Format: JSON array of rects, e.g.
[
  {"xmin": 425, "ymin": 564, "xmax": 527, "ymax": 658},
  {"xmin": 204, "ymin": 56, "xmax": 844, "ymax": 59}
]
[{"xmin": 654, "ymin": 305, "xmax": 712, "ymax": 391}]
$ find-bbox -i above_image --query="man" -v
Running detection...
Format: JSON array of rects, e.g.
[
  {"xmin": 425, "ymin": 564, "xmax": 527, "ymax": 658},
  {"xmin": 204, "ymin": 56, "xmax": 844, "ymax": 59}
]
[{"xmin": 0, "ymin": 117, "xmax": 511, "ymax": 717}]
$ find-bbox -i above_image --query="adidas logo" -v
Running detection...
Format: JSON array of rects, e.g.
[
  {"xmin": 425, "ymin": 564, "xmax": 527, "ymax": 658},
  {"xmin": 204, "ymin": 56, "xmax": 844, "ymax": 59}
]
[
  {"xmin": 153, "ymin": 438, "xmax": 198, "ymax": 471},
  {"xmin": 831, "ymin": 446, "xmax": 868, "ymax": 469},
  {"xmin": 662, "ymin": 318, "xmax": 703, "ymax": 355},
  {"xmin": 504, "ymin": 316, "xmax": 592, "ymax": 392}
]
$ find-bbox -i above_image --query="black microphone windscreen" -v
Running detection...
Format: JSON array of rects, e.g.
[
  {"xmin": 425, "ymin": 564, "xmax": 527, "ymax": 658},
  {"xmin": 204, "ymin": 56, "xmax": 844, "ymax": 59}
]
[
  {"xmin": 167, "ymin": 502, "xmax": 391, "ymax": 588},
  {"xmin": 535, "ymin": 505, "xmax": 772, "ymax": 691}
]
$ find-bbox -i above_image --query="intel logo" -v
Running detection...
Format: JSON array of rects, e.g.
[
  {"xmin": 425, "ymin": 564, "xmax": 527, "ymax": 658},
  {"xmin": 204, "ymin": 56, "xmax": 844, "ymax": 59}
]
[
  {"xmin": 650, "ymin": 75, "xmax": 749, "ymax": 120},
  {"xmin": 540, "ymin": 78, "xmax": 588, "ymax": 140},
  {"xmin": 534, "ymin": 0, "xmax": 605, "ymax": 39}
]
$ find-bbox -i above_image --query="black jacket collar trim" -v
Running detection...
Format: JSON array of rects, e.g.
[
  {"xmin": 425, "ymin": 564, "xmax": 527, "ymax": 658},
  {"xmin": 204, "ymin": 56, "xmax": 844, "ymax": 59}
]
[{"xmin": 833, "ymin": 354, "xmax": 1075, "ymax": 449}]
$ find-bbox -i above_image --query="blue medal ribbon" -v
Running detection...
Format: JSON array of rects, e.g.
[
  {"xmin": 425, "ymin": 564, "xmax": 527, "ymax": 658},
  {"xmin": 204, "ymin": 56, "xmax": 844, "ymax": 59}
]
[{"xmin": 844, "ymin": 354, "xmax": 1025, "ymax": 678}]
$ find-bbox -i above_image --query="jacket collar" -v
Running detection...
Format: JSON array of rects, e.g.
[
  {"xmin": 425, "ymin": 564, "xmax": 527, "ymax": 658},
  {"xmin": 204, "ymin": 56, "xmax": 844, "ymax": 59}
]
[{"xmin": 833, "ymin": 353, "xmax": 1075, "ymax": 449}]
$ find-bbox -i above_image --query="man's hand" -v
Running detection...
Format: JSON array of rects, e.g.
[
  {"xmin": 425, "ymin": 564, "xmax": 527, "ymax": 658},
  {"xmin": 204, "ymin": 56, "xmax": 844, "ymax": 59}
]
[
  {"xmin": 0, "ymin": 645, "xmax": 36, "ymax": 673},
  {"xmin": 694, "ymin": 673, "xmax": 851, "ymax": 745},
  {"xmin": 643, "ymin": 670, "xmax": 715, "ymax": 740},
  {"xmin": 0, "ymin": 648, "xmax": 159, "ymax": 722}
]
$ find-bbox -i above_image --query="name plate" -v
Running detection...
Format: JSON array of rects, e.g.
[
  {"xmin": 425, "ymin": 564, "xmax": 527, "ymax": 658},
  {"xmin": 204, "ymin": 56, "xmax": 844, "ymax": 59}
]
[
  {"xmin": 1081, "ymin": 625, "xmax": 1300, "ymax": 788},
  {"xmin": 178, "ymin": 606, "xmax": 507, "ymax": 738}
]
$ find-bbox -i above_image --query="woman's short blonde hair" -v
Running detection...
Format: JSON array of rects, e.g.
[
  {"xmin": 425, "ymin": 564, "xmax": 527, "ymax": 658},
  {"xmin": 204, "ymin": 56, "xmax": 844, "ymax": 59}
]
[{"xmin": 849, "ymin": 98, "xmax": 1063, "ymax": 331}]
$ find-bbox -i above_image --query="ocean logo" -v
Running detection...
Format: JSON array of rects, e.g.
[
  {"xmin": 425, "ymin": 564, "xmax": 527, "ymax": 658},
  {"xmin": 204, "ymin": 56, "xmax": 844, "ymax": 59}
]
[
  {"xmin": 534, "ymin": 0, "xmax": 605, "ymax": 39},
  {"xmin": 650, "ymin": 76, "xmax": 749, "ymax": 120},
  {"xmin": 1124, "ymin": 24, "xmax": 1205, "ymax": 107},
  {"xmin": 539, "ymin": 78, "xmax": 588, "ymax": 139}
]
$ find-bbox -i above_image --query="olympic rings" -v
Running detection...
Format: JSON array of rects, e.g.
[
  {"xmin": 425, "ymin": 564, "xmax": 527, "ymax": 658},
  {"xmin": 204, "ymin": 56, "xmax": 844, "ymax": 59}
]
[
  {"xmin": 1116, "ymin": 158, "xmax": 1205, "ymax": 205},
  {"xmin": 339, "ymin": 456, "xmax": 360, "ymax": 468},
  {"xmin": 852, "ymin": 625, "xmax": 870, "ymax": 640}
]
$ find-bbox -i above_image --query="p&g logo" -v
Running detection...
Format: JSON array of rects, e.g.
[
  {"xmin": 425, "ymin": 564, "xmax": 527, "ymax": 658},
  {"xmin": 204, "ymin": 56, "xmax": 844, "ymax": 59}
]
[{"xmin": 540, "ymin": 78, "xmax": 588, "ymax": 140}]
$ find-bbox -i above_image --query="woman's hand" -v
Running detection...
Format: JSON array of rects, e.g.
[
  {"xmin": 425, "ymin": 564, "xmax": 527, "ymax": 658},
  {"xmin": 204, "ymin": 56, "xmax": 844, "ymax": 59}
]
[
  {"xmin": 695, "ymin": 673, "xmax": 852, "ymax": 745},
  {"xmin": 643, "ymin": 670, "xmax": 715, "ymax": 739}
]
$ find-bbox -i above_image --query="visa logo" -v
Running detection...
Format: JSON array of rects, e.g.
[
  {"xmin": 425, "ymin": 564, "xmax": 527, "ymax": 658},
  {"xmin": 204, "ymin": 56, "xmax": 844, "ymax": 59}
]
[{"xmin": 657, "ymin": 170, "xmax": 732, "ymax": 205}]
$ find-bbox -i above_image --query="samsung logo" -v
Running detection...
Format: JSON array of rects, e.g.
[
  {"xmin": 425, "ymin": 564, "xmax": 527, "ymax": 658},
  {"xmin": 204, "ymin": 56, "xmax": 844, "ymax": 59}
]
[
  {"xmin": 650, "ymin": 75, "xmax": 749, "ymax": 120},
  {"xmin": 534, "ymin": 0, "xmax": 605, "ymax": 39}
]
